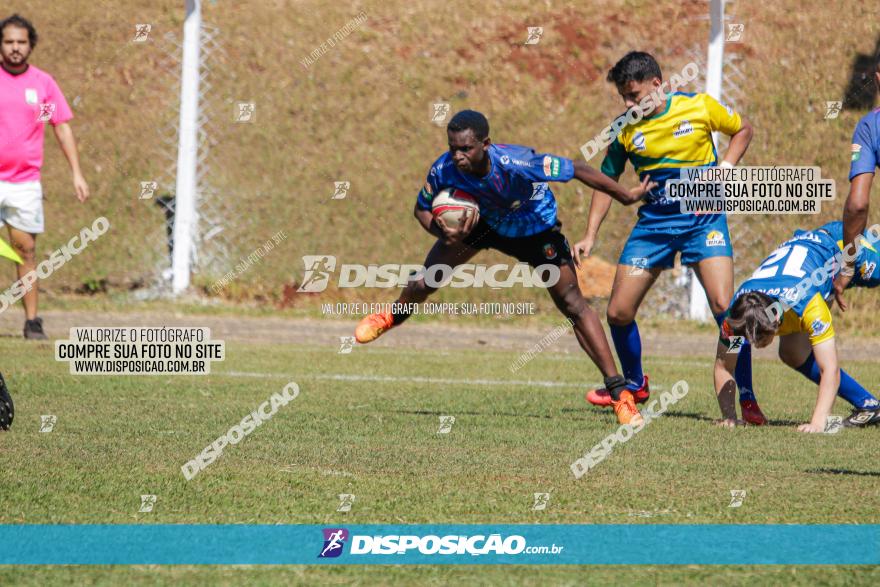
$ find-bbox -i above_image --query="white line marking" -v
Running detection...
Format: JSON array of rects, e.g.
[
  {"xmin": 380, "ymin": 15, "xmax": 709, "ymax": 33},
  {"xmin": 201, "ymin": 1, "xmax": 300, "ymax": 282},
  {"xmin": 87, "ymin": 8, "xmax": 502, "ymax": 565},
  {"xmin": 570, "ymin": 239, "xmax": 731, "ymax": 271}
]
[
  {"xmin": 280, "ymin": 346, "xmax": 719, "ymax": 367},
  {"xmin": 218, "ymin": 370, "xmax": 598, "ymax": 390}
]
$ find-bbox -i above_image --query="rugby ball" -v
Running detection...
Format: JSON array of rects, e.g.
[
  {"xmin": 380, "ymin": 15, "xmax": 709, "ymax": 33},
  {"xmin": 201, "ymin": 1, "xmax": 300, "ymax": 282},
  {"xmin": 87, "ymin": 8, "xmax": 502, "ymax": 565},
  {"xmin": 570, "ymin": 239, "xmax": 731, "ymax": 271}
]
[{"xmin": 431, "ymin": 188, "xmax": 479, "ymax": 230}]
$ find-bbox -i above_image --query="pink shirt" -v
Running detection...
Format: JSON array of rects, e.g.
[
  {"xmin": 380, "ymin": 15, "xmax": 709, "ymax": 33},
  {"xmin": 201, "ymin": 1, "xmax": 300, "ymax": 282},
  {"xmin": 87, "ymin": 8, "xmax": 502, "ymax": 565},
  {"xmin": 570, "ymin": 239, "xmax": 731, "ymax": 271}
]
[{"xmin": 0, "ymin": 64, "xmax": 73, "ymax": 183}]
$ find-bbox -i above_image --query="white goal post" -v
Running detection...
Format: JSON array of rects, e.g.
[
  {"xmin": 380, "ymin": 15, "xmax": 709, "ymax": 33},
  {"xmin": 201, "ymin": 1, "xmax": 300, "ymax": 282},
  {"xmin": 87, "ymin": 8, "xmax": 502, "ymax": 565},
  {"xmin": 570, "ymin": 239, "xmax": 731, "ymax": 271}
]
[
  {"xmin": 171, "ymin": 0, "xmax": 202, "ymax": 293},
  {"xmin": 688, "ymin": 0, "xmax": 726, "ymax": 321}
]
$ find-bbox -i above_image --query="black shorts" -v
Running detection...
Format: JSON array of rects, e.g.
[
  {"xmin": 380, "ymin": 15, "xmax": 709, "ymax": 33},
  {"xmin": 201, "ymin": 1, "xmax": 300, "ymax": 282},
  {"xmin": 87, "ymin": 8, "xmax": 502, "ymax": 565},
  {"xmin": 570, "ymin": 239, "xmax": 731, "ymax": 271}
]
[{"xmin": 463, "ymin": 219, "xmax": 573, "ymax": 268}]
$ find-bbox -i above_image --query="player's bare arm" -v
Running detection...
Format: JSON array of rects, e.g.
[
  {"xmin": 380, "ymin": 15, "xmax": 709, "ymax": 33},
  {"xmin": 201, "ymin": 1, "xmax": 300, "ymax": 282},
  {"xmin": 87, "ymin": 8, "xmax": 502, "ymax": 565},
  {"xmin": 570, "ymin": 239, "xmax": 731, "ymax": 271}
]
[
  {"xmin": 572, "ymin": 176, "xmax": 617, "ymax": 266},
  {"xmin": 52, "ymin": 122, "xmax": 89, "ymax": 203},
  {"xmin": 835, "ymin": 173, "xmax": 874, "ymax": 309},
  {"xmin": 571, "ymin": 160, "xmax": 654, "ymax": 206},
  {"xmin": 720, "ymin": 115, "xmax": 753, "ymax": 166},
  {"xmin": 414, "ymin": 204, "xmax": 445, "ymax": 239},
  {"xmin": 713, "ymin": 339, "xmax": 743, "ymax": 427},
  {"xmin": 798, "ymin": 339, "xmax": 840, "ymax": 433}
]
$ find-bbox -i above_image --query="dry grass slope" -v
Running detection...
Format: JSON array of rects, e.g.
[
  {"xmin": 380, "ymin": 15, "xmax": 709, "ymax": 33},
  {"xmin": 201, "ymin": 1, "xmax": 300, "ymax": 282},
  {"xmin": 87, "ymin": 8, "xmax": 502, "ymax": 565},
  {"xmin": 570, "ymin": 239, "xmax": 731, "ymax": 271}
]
[{"xmin": 4, "ymin": 0, "xmax": 880, "ymax": 329}]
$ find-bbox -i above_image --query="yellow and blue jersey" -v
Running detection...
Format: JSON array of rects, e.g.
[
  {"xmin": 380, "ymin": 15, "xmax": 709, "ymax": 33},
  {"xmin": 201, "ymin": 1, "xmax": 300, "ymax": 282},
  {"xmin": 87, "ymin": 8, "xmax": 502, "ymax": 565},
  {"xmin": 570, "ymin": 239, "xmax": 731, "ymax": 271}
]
[
  {"xmin": 849, "ymin": 107, "xmax": 880, "ymax": 180},
  {"xmin": 600, "ymin": 92, "xmax": 742, "ymax": 231},
  {"xmin": 814, "ymin": 221, "xmax": 880, "ymax": 289},
  {"xmin": 772, "ymin": 294, "xmax": 835, "ymax": 345},
  {"xmin": 725, "ymin": 223, "xmax": 880, "ymax": 345},
  {"xmin": 728, "ymin": 227, "xmax": 839, "ymax": 345}
]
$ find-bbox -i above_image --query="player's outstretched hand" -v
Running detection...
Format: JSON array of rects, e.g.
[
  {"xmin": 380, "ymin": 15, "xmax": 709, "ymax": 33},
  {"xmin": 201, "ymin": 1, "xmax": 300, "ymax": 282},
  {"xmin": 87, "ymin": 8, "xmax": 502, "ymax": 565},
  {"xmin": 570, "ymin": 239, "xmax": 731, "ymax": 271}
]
[
  {"xmin": 629, "ymin": 175, "xmax": 658, "ymax": 201},
  {"xmin": 572, "ymin": 236, "xmax": 595, "ymax": 268},
  {"xmin": 797, "ymin": 422, "xmax": 825, "ymax": 433},
  {"xmin": 435, "ymin": 209, "xmax": 478, "ymax": 246},
  {"xmin": 832, "ymin": 272, "xmax": 853, "ymax": 312},
  {"xmin": 715, "ymin": 418, "xmax": 745, "ymax": 428}
]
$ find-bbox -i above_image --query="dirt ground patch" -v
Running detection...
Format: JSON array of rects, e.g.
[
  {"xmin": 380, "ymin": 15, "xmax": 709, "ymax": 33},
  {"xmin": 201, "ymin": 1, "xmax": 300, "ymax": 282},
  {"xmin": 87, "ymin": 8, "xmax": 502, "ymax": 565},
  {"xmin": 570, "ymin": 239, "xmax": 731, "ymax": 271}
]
[{"xmin": 5, "ymin": 308, "xmax": 880, "ymax": 363}]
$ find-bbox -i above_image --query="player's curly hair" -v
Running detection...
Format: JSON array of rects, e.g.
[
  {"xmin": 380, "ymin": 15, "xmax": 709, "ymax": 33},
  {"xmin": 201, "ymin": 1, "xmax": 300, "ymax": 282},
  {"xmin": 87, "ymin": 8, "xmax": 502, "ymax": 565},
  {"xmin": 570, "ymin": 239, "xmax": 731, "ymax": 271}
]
[
  {"xmin": 447, "ymin": 110, "xmax": 489, "ymax": 141},
  {"xmin": 0, "ymin": 14, "xmax": 38, "ymax": 48},
  {"xmin": 607, "ymin": 51, "xmax": 662, "ymax": 85},
  {"xmin": 726, "ymin": 291, "xmax": 780, "ymax": 344}
]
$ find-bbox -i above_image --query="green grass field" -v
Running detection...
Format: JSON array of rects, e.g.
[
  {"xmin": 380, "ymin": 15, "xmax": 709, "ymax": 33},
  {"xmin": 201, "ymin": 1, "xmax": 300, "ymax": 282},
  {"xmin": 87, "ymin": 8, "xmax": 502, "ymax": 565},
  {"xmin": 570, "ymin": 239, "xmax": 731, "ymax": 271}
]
[
  {"xmin": 1, "ymin": 0, "xmax": 880, "ymax": 583},
  {"xmin": 1, "ymin": 316, "xmax": 878, "ymax": 584}
]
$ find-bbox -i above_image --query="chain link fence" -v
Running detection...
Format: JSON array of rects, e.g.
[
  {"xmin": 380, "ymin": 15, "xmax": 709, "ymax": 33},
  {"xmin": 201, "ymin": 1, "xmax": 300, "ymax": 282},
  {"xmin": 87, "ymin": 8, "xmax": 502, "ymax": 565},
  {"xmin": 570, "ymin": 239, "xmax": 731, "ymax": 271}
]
[{"xmin": 120, "ymin": 3, "xmax": 874, "ymax": 326}]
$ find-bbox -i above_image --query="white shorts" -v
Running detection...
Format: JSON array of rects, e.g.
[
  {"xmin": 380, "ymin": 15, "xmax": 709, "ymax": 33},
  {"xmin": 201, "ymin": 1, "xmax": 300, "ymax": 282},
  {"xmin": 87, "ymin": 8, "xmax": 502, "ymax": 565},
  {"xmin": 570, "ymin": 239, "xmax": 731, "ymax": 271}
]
[{"xmin": 0, "ymin": 180, "xmax": 44, "ymax": 234}]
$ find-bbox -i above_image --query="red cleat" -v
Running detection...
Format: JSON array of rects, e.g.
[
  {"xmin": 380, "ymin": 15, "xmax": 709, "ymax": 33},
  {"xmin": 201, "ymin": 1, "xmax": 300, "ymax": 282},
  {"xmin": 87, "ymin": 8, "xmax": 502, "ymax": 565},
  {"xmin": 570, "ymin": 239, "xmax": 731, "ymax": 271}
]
[
  {"xmin": 740, "ymin": 398, "xmax": 768, "ymax": 425},
  {"xmin": 586, "ymin": 374, "xmax": 650, "ymax": 407}
]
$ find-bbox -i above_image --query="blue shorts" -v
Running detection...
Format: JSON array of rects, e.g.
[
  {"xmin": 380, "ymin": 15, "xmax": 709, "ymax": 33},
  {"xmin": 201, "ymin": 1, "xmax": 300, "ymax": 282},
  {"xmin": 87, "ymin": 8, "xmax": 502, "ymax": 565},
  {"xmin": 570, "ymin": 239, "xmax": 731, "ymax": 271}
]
[{"xmin": 618, "ymin": 215, "xmax": 733, "ymax": 269}]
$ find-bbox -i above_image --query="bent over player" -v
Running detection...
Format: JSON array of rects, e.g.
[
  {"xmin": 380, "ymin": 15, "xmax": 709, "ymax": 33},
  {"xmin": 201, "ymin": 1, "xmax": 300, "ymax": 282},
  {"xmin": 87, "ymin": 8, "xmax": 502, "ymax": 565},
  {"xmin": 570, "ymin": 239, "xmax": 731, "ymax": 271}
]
[
  {"xmin": 715, "ymin": 223, "xmax": 880, "ymax": 431},
  {"xmin": 355, "ymin": 109, "xmax": 655, "ymax": 425},
  {"xmin": 575, "ymin": 52, "xmax": 758, "ymax": 421}
]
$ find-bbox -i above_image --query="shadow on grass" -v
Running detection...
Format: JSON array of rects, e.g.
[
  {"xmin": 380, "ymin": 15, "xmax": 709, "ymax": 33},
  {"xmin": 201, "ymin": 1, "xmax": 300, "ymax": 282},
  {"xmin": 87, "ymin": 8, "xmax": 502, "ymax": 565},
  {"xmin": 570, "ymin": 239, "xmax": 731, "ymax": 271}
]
[
  {"xmin": 559, "ymin": 408, "xmax": 716, "ymax": 423},
  {"xmin": 805, "ymin": 468, "xmax": 880, "ymax": 477},
  {"xmin": 568, "ymin": 409, "xmax": 804, "ymax": 428},
  {"xmin": 395, "ymin": 408, "xmax": 583, "ymax": 420},
  {"xmin": 395, "ymin": 408, "xmax": 803, "ymax": 428},
  {"xmin": 842, "ymin": 35, "xmax": 880, "ymax": 110},
  {"xmin": 657, "ymin": 411, "xmax": 803, "ymax": 427}
]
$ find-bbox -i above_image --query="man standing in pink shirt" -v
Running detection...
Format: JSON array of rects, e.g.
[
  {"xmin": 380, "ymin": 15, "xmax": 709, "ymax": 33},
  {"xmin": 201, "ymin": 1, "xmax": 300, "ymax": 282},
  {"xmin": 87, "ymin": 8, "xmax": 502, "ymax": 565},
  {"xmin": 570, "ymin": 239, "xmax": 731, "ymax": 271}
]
[{"xmin": 0, "ymin": 14, "xmax": 89, "ymax": 339}]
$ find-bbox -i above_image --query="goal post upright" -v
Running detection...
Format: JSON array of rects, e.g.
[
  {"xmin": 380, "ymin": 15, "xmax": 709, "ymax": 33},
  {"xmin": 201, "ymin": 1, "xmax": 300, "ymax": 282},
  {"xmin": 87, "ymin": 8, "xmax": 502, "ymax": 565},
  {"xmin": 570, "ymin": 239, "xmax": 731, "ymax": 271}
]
[
  {"xmin": 688, "ymin": 0, "xmax": 726, "ymax": 322},
  {"xmin": 171, "ymin": 0, "xmax": 202, "ymax": 293}
]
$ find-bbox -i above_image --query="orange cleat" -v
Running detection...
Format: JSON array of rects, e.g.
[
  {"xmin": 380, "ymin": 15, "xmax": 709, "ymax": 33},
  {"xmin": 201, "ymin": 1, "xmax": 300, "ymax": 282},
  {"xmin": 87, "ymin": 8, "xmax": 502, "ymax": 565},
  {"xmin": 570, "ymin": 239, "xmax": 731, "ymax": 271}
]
[
  {"xmin": 612, "ymin": 390, "xmax": 644, "ymax": 427},
  {"xmin": 586, "ymin": 374, "xmax": 650, "ymax": 407},
  {"xmin": 740, "ymin": 399, "xmax": 768, "ymax": 426},
  {"xmin": 354, "ymin": 312, "xmax": 395, "ymax": 344}
]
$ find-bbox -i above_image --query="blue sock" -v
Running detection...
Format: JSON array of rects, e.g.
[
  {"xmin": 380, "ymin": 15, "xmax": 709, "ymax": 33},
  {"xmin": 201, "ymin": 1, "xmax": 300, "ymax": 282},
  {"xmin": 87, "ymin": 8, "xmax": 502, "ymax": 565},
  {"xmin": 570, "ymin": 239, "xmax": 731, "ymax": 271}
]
[
  {"xmin": 734, "ymin": 343, "xmax": 755, "ymax": 402},
  {"xmin": 713, "ymin": 312, "xmax": 756, "ymax": 403},
  {"xmin": 794, "ymin": 353, "xmax": 880, "ymax": 409},
  {"xmin": 610, "ymin": 321, "xmax": 644, "ymax": 390}
]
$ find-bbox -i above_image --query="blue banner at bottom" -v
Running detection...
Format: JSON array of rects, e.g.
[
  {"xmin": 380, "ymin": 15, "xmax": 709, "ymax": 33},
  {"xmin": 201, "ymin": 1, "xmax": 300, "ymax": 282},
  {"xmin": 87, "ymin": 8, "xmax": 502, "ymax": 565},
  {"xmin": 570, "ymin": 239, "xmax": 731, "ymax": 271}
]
[{"xmin": 1, "ymin": 524, "xmax": 878, "ymax": 565}]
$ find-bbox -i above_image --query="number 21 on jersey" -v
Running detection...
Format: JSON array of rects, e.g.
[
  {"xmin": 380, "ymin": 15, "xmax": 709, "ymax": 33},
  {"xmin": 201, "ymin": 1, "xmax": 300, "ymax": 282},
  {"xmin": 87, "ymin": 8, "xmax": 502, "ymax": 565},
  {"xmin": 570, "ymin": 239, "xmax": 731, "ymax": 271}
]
[{"xmin": 751, "ymin": 245, "xmax": 808, "ymax": 280}]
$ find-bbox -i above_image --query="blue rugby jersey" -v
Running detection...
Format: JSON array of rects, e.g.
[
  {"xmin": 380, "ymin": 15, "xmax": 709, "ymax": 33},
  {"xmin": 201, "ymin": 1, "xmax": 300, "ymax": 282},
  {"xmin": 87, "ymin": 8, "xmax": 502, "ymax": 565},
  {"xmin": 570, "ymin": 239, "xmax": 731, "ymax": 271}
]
[
  {"xmin": 815, "ymin": 220, "xmax": 880, "ymax": 288},
  {"xmin": 850, "ymin": 107, "xmax": 880, "ymax": 181},
  {"xmin": 416, "ymin": 144, "xmax": 574, "ymax": 238}
]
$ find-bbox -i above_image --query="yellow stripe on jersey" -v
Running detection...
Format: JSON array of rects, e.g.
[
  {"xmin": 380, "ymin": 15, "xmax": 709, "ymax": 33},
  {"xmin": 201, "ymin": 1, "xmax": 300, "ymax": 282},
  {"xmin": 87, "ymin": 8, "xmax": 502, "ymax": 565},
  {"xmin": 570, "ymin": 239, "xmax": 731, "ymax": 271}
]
[
  {"xmin": 777, "ymin": 292, "xmax": 835, "ymax": 345},
  {"xmin": 601, "ymin": 92, "xmax": 742, "ymax": 177},
  {"xmin": 836, "ymin": 237, "xmax": 878, "ymax": 253}
]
